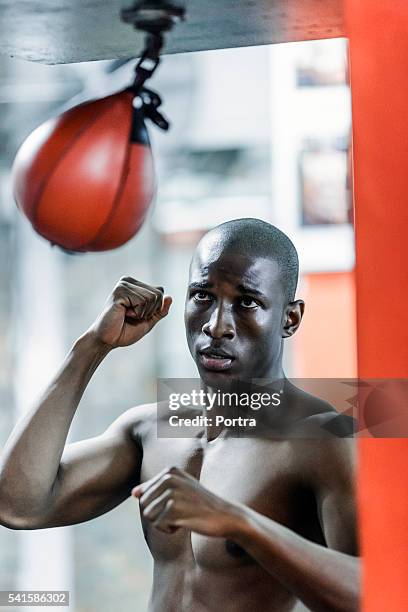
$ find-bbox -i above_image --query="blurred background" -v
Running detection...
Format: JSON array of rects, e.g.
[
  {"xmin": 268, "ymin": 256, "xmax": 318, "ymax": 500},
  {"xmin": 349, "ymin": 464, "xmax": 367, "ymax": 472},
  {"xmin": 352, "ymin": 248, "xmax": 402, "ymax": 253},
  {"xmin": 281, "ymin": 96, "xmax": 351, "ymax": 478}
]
[{"xmin": 0, "ymin": 38, "xmax": 355, "ymax": 610}]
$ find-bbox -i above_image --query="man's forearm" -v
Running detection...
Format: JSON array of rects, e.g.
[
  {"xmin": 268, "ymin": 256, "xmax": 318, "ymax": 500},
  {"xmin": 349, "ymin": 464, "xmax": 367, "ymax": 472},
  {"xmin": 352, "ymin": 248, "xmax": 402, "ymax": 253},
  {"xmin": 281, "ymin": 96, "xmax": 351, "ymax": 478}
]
[
  {"xmin": 231, "ymin": 506, "xmax": 360, "ymax": 612},
  {"xmin": 0, "ymin": 332, "xmax": 110, "ymax": 523}
]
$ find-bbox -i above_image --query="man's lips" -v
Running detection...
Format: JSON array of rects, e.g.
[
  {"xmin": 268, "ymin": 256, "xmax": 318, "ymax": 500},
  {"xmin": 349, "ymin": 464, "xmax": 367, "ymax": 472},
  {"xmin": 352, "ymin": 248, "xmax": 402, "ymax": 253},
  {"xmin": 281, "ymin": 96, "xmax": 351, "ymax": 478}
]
[{"xmin": 198, "ymin": 349, "xmax": 235, "ymax": 372}]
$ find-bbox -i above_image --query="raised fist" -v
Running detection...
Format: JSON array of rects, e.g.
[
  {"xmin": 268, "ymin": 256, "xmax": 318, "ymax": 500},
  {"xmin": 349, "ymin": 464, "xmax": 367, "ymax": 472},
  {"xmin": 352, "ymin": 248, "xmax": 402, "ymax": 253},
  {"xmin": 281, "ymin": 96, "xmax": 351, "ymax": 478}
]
[{"xmin": 87, "ymin": 277, "xmax": 172, "ymax": 349}]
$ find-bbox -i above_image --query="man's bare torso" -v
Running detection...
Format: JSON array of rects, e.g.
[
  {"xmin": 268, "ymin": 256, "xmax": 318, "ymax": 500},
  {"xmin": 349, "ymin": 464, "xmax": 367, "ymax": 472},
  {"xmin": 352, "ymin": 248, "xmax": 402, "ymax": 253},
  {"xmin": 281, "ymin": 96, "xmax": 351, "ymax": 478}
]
[{"xmin": 130, "ymin": 390, "xmax": 356, "ymax": 612}]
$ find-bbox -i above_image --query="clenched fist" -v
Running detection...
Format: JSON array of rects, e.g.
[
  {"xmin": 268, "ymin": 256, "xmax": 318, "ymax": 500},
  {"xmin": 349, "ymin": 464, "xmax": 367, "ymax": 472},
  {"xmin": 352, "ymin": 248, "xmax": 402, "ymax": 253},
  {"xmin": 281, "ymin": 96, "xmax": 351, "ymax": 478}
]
[
  {"xmin": 132, "ymin": 466, "xmax": 246, "ymax": 538},
  {"xmin": 87, "ymin": 277, "xmax": 172, "ymax": 349}
]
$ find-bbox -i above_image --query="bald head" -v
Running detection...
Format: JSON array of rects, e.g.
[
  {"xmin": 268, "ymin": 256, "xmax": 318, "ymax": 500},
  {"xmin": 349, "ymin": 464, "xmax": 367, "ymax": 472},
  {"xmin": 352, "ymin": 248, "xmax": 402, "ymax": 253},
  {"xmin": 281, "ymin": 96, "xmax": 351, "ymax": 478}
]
[{"xmin": 192, "ymin": 218, "xmax": 299, "ymax": 302}]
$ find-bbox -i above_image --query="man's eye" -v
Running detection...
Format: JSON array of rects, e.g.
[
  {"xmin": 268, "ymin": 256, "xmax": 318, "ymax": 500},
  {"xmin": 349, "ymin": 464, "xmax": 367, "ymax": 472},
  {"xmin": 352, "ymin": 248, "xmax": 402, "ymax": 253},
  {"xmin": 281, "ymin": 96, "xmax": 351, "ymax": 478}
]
[
  {"xmin": 239, "ymin": 296, "xmax": 259, "ymax": 309},
  {"xmin": 193, "ymin": 291, "xmax": 212, "ymax": 302}
]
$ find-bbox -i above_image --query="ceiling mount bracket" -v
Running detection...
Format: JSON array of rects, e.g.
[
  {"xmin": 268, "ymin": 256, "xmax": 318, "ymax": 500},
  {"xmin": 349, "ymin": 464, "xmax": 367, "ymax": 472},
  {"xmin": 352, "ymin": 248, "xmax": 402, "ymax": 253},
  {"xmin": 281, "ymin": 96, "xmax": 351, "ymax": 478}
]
[{"xmin": 121, "ymin": 1, "xmax": 186, "ymax": 36}]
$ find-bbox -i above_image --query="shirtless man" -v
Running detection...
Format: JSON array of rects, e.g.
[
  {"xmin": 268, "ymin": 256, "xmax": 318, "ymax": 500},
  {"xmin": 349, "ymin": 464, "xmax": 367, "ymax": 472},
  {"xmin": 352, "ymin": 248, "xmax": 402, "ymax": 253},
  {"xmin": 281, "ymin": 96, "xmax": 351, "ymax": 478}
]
[{"xmin": 0, "ymin": 218, "xmax": 359, "ymax": 611}]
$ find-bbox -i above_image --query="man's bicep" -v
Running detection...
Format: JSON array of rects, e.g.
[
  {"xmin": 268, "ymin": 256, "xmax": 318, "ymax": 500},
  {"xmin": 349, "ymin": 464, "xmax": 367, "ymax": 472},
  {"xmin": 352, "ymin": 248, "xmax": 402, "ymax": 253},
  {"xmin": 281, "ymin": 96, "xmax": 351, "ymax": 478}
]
[
  {"xmin": 318, "ymin": 485, "xmax": 358, "ymax": 555},
  {"xmin": 315, "ymin": 439, "xmax": 359, "ymax": 556},
  {"xmin": 40, "ymin": 407, "xmax": 144, "ymax": 528}
]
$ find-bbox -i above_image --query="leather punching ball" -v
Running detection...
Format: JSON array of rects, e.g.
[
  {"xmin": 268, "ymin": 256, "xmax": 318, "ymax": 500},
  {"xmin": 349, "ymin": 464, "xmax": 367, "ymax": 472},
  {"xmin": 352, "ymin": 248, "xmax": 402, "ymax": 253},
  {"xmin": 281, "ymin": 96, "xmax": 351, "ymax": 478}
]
[{"xmin": 12, "ymin": 89, "xmax": 155, "ymax": 252}]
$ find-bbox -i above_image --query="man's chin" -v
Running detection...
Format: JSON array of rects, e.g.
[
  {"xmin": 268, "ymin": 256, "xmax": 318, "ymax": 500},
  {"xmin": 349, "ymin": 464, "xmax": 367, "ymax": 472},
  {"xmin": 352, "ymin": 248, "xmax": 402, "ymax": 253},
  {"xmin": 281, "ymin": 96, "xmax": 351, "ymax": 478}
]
[{"xmin": 196, "ymin": 363, "xmax": 237, "ymax": 388}]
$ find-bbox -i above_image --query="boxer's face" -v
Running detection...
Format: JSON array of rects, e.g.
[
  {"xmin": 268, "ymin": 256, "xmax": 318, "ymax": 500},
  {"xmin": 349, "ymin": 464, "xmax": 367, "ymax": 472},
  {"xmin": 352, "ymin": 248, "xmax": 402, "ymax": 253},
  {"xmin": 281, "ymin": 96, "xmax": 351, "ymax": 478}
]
[{"xmin": 184, "ymin": 240, "xmax": 291, "ymax": 387}]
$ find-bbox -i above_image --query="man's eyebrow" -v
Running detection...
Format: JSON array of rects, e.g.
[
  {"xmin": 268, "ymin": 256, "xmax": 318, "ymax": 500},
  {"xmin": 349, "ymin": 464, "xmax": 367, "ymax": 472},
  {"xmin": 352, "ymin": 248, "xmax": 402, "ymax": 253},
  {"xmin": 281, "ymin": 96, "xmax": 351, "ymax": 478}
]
[
  {"xmin": 188, "ymin": 281, "xmax": 212, "ymax": 290},
  {"xmin": 237, "ymin": 283, "xmax": 268, "ymax": 299}
]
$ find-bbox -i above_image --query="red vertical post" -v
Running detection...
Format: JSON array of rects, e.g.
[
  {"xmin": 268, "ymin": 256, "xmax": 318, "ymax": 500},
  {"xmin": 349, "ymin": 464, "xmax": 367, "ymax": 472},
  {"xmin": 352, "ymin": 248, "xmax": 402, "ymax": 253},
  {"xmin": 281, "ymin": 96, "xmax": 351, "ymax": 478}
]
[{"xmin": 345, "ymin": 1, "xmax": 408, "ymax": 610}]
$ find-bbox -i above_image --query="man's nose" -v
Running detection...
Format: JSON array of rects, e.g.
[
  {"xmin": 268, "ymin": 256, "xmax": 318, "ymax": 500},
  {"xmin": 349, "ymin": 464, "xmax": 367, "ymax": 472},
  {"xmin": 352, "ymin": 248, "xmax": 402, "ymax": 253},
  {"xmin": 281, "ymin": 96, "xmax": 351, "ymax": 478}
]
[{"xmin": 202, "ymin": 302, "xmax": 235, "ymax": 340}]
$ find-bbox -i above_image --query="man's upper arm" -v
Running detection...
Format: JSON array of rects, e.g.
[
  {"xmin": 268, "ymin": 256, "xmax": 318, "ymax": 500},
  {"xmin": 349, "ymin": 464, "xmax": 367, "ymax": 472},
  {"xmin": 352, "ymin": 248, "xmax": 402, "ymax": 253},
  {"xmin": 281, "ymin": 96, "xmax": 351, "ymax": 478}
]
[
  {"xmin": 313, "ymin": 437, "xmax": 359, "ymax": 556},
  {"xmin": 37, "ymin": 405, "xmax": 147, "ymax": 528}
]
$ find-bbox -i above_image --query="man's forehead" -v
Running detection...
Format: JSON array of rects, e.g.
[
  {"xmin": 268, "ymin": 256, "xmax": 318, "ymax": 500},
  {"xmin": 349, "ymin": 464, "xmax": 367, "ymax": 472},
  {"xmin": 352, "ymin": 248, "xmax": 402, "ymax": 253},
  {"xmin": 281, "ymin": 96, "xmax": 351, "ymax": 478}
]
[{"xmin": 189, "ymin": 247, "xmax": 280, "ymax": 286}]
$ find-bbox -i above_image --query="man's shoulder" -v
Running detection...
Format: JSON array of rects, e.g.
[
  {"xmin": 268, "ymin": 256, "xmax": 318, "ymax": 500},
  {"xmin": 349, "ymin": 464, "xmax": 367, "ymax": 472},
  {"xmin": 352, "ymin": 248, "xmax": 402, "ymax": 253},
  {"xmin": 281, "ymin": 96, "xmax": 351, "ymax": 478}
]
[
  {"xmin": 285, "ymin": 383, "xmax": 357, "ymax": 438},
  {"xmin": 114, "ymin": 402, "xmax": 158, "ymax": 441},
  {"xmin": 288, "ymin": 391, "xmax": 356, "ymax": 465},
  {"xmin": 121, "ymin": 400, "xmax": 177, "ymax": 440},
  {"xmin": 288, "ymin": 402, "xmax": 357, "ymax": 486},
  {"xmin": 298, "ymin": 409, "xmax": 357, "ymax": 438}
]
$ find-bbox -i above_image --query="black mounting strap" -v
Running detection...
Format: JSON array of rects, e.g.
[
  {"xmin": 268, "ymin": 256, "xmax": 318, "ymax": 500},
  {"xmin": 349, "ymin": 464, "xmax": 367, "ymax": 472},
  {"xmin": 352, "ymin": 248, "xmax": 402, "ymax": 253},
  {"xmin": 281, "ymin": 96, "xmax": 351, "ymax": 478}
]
[
  {"xmin": 127, "ymin": 34, "xmax": 169, "ymax": 133},
  {"xmin": 121, "ymin": 2, "xmax": 186, "ymax": 133},
  {"xmin": 130, "ymin": 32, "xmax": 164, "ymax": 96}
]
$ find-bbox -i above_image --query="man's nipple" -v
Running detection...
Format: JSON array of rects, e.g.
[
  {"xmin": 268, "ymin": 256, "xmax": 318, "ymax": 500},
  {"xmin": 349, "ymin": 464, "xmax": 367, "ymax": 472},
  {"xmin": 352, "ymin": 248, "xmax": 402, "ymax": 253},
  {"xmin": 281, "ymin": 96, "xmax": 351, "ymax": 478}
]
[{"xmin": 225, "ymin": 539, "xmax": 249, "ymax": 559}]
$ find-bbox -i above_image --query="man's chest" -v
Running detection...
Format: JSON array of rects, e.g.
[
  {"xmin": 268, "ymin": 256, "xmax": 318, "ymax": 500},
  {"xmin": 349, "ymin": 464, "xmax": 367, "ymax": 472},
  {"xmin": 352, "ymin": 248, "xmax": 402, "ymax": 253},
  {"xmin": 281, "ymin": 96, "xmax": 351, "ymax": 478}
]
[{"xmin": 139, "ymin": 435, "xmax": 322, "ymax": 567}]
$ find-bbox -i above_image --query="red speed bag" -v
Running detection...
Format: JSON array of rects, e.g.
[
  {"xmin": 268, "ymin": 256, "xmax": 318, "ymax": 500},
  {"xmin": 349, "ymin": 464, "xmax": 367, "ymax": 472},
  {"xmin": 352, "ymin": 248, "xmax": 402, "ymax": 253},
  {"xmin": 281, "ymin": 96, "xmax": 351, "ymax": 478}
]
[{"xmin": 11, "ymin": 89, "xmax": 155, "ymax": 252}]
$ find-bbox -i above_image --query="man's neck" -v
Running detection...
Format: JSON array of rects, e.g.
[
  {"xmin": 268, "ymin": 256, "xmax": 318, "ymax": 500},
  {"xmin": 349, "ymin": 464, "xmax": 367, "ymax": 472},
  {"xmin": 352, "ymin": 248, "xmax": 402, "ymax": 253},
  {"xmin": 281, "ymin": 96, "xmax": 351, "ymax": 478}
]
[{"xmin": 200, "ymin": 363, "xmax": 286, "ymax": 442}]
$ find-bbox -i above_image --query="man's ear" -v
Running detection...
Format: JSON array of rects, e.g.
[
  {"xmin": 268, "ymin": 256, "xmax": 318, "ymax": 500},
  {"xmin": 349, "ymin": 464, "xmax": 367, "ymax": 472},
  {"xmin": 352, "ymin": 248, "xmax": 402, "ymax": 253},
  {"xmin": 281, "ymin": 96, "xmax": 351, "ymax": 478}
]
[{"xmin": 282, "ymin": 300, "xmax": 305, "ymax": 338}]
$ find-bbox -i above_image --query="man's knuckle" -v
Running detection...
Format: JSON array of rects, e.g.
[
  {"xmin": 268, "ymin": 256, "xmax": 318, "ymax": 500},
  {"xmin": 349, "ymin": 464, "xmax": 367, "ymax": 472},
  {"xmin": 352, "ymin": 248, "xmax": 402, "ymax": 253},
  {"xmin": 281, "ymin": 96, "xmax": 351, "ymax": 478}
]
[
  {"xmin": 166, "ymin": 498, "xmax": 175, "ymax": 510},
  {"xmin": 155, "ymin": 523, "xmax": 167, "ymax": 533},
  {"xmin": 139, "ymin": 497, "xmax": 148, "ymax": 509},
  {"xmin": 167, "ymin": 488, "xmax": 177, "ymax": 500}
]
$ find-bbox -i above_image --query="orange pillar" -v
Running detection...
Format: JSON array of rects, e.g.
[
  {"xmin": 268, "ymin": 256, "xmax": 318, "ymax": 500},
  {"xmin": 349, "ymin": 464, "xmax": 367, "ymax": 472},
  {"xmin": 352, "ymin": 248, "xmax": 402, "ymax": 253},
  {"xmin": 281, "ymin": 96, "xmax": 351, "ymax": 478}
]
[{"xmin": 345, "ymin": 2, "xmax": 408, "ymax": 610}]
